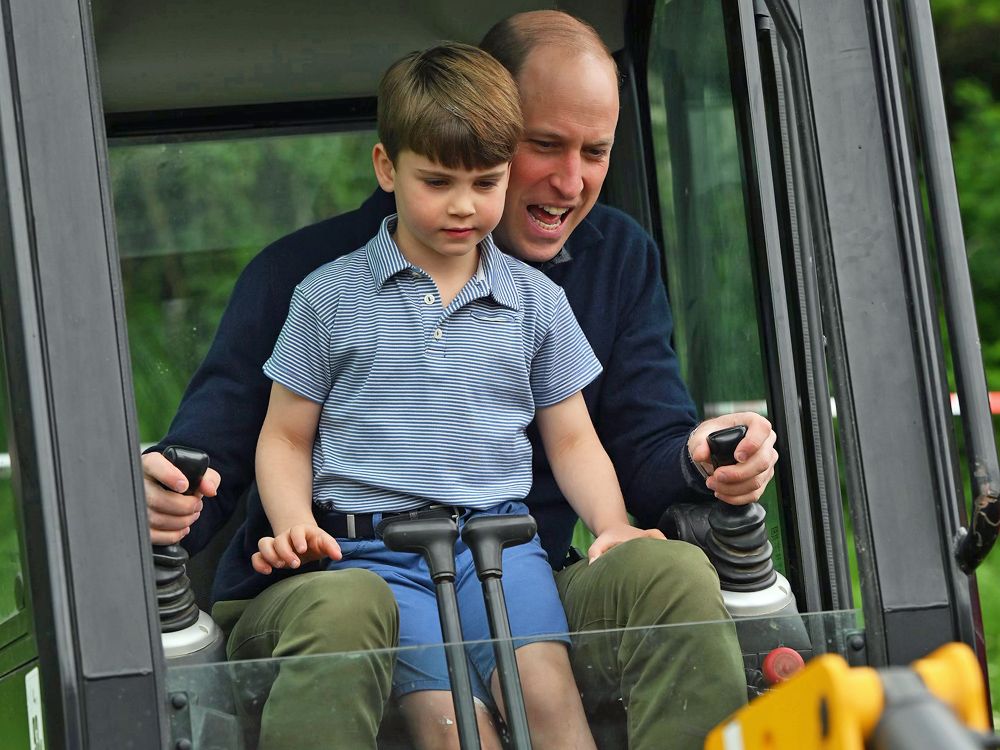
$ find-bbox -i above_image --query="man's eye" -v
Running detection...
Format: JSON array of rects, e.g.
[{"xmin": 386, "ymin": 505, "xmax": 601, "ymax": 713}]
[
  {"xmin": 532, "ymin": 140, "xmax": 556, "ymax": 150},
  {"xmin": 587, "ymin": 148, "xmax": 610, "ymax": 160}
]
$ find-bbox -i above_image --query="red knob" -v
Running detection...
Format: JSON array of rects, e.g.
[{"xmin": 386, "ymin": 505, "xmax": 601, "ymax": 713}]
[{"xmin": 762, "ymin": 646, "xmax": 805, "ymax": 685}]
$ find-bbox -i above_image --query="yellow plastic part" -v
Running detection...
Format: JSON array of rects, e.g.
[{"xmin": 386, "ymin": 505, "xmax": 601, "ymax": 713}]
[
  {"xmin": 704, "ymin": 654, "xmax": 883, "ymax": 750},
  {"xmin": 703, "ymin": 642, "xmax": 989, "ymax": 750},
  {"xmin": 911, "ymin": 643, "xmax": 991, "ymax": 732}
]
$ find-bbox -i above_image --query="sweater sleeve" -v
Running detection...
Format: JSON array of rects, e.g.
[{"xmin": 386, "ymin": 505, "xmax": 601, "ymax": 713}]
[
  {"xmin": 150, "ymin": 248, "xmax": 297, "ymax": 555},
  {"xmin": 594, "ymin": 232, "xmax": 713, "ymax": 529}
]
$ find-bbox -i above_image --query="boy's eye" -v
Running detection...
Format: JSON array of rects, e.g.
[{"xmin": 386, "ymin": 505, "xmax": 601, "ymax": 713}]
[
  {"xmin": 423, "ymin": 179, "xmax": 448, "ymax": 187},
  {"xmin": 476, "ymin": 180, "xmax": 499, "ymax": 189}
]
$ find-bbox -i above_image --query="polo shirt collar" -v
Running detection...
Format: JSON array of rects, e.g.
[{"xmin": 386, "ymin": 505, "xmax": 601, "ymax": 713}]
[{"xmin": 365, "ymin": 215, "xmax": 520, "ymax": 311}]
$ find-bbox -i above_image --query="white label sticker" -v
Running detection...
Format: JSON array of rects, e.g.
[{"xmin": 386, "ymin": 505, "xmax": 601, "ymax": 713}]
[
  {"xmin": 25, "ymin": 666, "xmax": 45, "ymax": 750},
  {"xmin": 722, "ymin": 719, "xmax": 744, "ymax": 750}
]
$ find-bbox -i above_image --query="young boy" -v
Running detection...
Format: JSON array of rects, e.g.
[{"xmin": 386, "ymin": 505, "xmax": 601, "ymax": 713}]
[{"xmin": 251, "ymin": 43, "xmax": 662, "ymax": 749}]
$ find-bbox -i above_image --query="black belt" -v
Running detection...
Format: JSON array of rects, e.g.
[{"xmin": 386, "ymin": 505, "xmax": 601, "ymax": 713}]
[{"xmin": 315, "ymin": 504, "xmax": 462, "ymax": 539}]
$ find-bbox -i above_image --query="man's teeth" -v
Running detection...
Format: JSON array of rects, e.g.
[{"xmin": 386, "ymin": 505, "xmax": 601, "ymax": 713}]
[{"xmin": 529, "ymin": 205, "xmax": 569, "ymax": 230}]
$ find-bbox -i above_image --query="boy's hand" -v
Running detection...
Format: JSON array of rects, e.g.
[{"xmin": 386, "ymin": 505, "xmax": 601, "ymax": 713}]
[
  {"xmin": 252, "ymin": 524, "xmax": 342, "ymax": 575},
  {"xmin": 142, "ymin": 451, "xmax": 221, "ymax": 545},
  {"xmin": 588, "ymin": 523, "xmax": 665, "ymax": 564}
]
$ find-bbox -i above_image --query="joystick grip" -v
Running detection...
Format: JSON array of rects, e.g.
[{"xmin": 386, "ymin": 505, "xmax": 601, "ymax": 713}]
[
  {"xmin": 708, "ymin": 425, "xmax": 747, "ymax": 469},
  {"xmin": 162, "ymin": 445, "xmax": 210, "ymax": 496},
  {"xmin": 153, "ymin": 446, "xmax": 209, "ymax": 633}
]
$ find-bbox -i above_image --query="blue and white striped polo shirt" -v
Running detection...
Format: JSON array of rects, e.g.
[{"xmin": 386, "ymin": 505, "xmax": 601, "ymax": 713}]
[{"xmin": 263, "ymin": 215, "xmax": 602, "ymax": 513}]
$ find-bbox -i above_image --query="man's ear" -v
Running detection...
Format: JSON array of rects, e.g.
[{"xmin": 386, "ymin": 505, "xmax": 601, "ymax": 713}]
[{"xmin": 372, "ymin": 143, "xmax": 396, "ymax": 192}]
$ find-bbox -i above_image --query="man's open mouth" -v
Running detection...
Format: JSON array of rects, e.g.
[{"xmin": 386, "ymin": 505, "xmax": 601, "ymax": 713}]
[{"xmin": 527, "ymin": 205, "xmax": 570, "ymax": 231}]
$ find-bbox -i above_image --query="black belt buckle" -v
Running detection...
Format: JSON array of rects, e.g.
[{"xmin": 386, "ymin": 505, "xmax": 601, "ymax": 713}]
[{"xmin": 375, "ymin": 505, "xmax": 461, "ymax": 538}]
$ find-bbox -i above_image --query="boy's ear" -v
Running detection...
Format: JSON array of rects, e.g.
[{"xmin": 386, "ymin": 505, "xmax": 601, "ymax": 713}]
[{"xmin": 372, "ymin": 143, "xmax": 396, "ymax": 192}]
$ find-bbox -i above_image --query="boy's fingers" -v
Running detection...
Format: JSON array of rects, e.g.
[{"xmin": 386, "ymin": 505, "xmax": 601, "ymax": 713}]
[
  {"xmin": 251, "ymin": 552, "xmax": 273, "ymax": 575},
  {"xmin": 300, "ymin": 528, "xmax": 341, "ymax": 561},
  {"xmin": 290, "ymin": 526, "xmax": 308, "ymax": 555},
  {"xmin": 587, "ymin": 536, "xmax": 613, "ymax": 564},
  {"xmin": 321, "ymin": 532, "xmax": 342, "ymax": 561},
  {"xmin": 257, "ymin": 537, "xmax": 280, "ymax": 566},
  {"xmin": 273, "ymin": 533, "xmax": 297, "ymax": 568}
]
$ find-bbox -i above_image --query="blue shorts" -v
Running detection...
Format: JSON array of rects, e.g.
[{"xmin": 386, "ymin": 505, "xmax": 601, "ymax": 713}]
[{"xmin": 327, "ymin": 501, "xmax": 570, "ymax": 705}]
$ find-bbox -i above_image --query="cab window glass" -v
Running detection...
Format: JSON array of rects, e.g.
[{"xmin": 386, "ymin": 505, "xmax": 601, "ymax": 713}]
[
  {"xmin": 109, "ymin": 130, "xmax": 376, "ymax": 441},
  {"xmin": 0, "ymin": 334, "xmax": 26, "ymax": 630},
  {"xmin": 647, "ymin": 0, "xmax": 784, "ymax": 569}
]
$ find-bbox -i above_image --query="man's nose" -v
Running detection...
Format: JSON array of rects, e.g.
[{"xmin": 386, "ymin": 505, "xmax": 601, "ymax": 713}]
[{"xmin": 549, "ymin": 153, "xmax": 584, "ymax": 199}]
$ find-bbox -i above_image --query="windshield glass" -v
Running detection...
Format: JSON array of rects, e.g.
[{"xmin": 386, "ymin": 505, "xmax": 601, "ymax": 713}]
[{"xmin": 165, "ymin": 609, "xmax": 861, "ymax": 748}]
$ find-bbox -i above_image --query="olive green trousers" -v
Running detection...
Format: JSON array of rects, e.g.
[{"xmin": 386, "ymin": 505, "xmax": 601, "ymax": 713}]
[{"xmin": 213, "ymin": 538, "xmax": 746, "ymax": 750}]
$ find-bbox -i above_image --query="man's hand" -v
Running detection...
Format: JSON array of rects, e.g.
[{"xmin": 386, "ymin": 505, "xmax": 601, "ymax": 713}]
[
  {"xmin": 252, "ymin": 524, "xmax": 342, "ymax": 574},
  {"xmin": 688, "ymin": 412, "xmax": 778, "ymax": 506},
  {"xmin": 588, "ymin": 523, "xmax": 665, "ymax": 564},
  {"xmin": 142, "ymin": 451, "xmax": 221, "ymax": 545}
]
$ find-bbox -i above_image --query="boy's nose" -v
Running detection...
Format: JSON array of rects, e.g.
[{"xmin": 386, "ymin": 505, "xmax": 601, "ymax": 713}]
[{"xmin": 448, "ymin": 192, "xmax": 475, "ymax": 217}]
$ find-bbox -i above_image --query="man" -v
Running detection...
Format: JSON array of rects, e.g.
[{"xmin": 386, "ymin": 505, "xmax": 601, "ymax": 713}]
[{"xmin": 143, "ymin": 10, "xmax": 778, "ymax": 750}]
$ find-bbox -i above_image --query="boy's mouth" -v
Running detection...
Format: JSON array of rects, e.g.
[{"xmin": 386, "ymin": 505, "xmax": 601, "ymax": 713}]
[{"xmin": 527, "ymin": 205, "xmax": 570, "ymax": 231}]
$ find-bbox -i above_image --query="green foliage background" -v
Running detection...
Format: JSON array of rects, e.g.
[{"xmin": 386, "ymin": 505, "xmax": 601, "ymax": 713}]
[{"xmin": 932, "ymin": 0, "xmax": 1000, "ymax": 720}]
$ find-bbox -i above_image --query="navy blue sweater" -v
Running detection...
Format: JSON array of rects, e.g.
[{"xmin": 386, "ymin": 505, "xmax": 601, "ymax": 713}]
[{"xmin": 154, "ymin": 189, "xmax": 711, "ymax": 604}]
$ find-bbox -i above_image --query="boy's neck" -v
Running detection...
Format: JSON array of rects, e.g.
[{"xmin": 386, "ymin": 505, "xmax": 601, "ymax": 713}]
[{"xmin": 392, "ymin": 227, "xmax": 480, "ymax": 307}]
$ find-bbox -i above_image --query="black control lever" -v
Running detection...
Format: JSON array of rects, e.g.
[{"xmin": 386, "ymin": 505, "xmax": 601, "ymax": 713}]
[
  {"xmin": 153, "ymin": 446, "xmax": 209, "ymax": 633},
  {"xmin": 461, "ymin": 515, "xmax": 536, "ymax": 750},
  {"xmin": 380, "ymin": 517, "xmax": 482, "ymax": 750},
  {"xmin": 707, "ymin": 424, "xmax": 748, "ymax": 470},
  {"xmin": 705, "ymin": 425, "xmax": 776, "ymax": 590}
]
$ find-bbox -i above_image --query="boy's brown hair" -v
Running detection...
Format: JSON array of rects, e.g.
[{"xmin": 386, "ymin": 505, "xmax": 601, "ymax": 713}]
[{"xmin": 377, "ymin": 43, "xmax": 522, "ymax": 170}]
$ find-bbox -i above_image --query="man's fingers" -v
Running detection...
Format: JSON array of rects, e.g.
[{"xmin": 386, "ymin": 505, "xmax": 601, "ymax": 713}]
[
  {"xmin": 146, "ymin": 508, "xmax": 200, "ymax": 532},
  {"xmin": 150, "ymin": 527, "xmax": 190, "ymax": 546},
  {"xmin": 197, "ymin": 467, "xmax": 221, "ymax": 497},
  {"xmin": 734, "ymin": 413, "xmax": 773, "ymax": 462},
  {"xmin": 715, "ymin": 466, "xmax": 776, "ymax": 505},
  {"xmin": 711, "ymin": 433, "xmax": 778, "ymax": 485},
  {"xmin": 690, "ymin": 439, "xmax": 711, "ymax": 464},
  {"xmin": 142, "ymin": 451, "xmax": 191, "ymax": 493}
]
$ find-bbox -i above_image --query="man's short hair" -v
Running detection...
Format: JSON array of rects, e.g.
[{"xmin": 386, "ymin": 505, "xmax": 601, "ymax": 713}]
[
  {"xmin": 480, "ymin": 10, "xmax": 616, "ymax": 82},
  {"xmin": 377, "ymin": 43, "xmax": 522, "ymax": 170}
]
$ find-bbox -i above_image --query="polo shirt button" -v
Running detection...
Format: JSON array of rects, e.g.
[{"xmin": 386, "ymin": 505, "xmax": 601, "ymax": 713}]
[
  {"xmin": 433, "ymin": 328, "xmax": 443, "ymax": 340},
  {"xmin": 410, "ymin": 270, "xmax": 420, "ymax": 278},
  {"xmin": 424, "ymin": 294, "xmax": 435, "ymax": 305}
]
